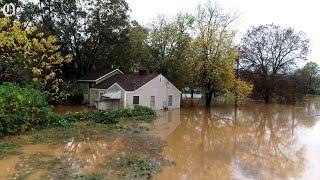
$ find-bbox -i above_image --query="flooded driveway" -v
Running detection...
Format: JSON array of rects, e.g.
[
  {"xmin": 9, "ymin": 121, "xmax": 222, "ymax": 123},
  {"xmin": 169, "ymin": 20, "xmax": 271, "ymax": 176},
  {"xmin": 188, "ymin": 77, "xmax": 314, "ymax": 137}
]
[{"xmin": 153, "ymin": 98, "xmax": 320, "ymax": 179}]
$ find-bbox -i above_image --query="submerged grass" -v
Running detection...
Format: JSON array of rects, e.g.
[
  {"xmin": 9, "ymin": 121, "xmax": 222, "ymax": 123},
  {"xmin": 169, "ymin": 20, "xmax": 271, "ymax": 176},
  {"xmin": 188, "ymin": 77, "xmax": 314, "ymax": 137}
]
[
  {"xmin": 0, "ymin": 106, "xmax": 171, "ymax": 179},
  {"xmin": 12, "ymin": 154, "xmax": 73, "ymax": 179},
  {"xmin": 0, "ymin": 142, "xmax": 20, "ymax": 159},
  {"xmin": 115, "ymin": 154, "xmax": 162, "ymax": 179},
  {"xmin": 75, "ymin": 173, "xmax": 104, "ymax": 180},
  {"xmin": 0, "ymin": 121, "xmax": 172, "ymax": 179}
]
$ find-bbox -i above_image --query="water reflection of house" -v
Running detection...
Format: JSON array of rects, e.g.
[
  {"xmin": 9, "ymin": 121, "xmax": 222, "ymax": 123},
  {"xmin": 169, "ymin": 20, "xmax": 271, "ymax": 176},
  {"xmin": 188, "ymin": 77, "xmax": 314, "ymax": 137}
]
[
  {"xmin": 77, "ymin": 69, "xmax": 181, "ymax": 110},
  {"xmin": 151, "ymin": 109, "xmax": 181, "ymax": 139}
]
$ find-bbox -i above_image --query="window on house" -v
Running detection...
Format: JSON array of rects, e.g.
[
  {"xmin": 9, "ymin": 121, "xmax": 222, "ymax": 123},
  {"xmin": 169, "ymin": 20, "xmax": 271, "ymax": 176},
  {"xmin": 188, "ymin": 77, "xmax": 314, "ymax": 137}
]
[
  {"xmin": 133, "ymin": 96, "xmax": 140, "ymax": 105},
  {"xmin": 150, "ymin": 96, "xmax": 155, "ymax": 109},
  {"xmin": 168, "ymin": 95, "xmax": 173, "ymax": 106},
  {"xmin": 160, "ymin": 76, "xmax": 162, "ymax": 82}
]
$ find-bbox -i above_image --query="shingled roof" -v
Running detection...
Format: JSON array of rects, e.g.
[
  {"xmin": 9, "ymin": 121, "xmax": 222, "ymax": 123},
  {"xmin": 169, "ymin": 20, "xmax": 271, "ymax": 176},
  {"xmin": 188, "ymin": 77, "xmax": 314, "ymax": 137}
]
[
  {"xmin": 92, "ymin": 73, "xmax": 159, "ymax": 91},
  {"xmin": 78, "ymin": 69, "xmax": 123, "ymax": 82}
]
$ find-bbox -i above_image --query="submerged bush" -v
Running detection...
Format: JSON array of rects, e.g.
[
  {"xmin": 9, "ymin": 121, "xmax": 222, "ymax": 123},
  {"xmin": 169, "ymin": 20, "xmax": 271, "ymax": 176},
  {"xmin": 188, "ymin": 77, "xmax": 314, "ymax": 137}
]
[
  {"xmin": 62, "ymin": 106, "xmax": 157, "ymax": 124},
  {"xmin": 0, "ymin": 142, "xmax": 19, "ymax": 159},
  {"xmin": 115, "ymin": 154, "xmax": 162, "ymax": 179},
  {"xmin": 130, "ymin": 106, "xmax": 157, "ymax": 121},
  {"xmin": 0, "ymin": 83, "xmax": 56, "ymax": 136}
]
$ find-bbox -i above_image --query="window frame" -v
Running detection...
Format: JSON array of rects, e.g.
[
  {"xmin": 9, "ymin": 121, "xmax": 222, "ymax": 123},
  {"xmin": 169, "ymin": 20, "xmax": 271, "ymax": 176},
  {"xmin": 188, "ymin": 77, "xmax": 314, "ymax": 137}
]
[
  {"xmin": 168, "ymin": 95, "xmax": 173, "ymax": 107},
  {"xmin": 150, "ymin": 96, "xmax": 156, "ymax": 109},
  {"xmin": 133, "ymin": 96, "xmax": 140, "ymax": 105}
]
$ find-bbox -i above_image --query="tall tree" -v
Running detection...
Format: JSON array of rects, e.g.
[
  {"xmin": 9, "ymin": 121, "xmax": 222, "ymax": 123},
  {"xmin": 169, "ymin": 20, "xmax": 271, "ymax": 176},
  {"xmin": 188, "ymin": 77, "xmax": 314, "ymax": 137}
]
[
  {"xmin": 149, "ymin": 13, "xmax": 194, "ymax": 89},
  {"xmin": 296, "ymin": 62, "xmax": 320, "ymax": 94},
  {"xmin": 0, "ymin": 18, "xmax": 72, "ymax": 102},
  {"xmin": 191, "ymin": 1, "xmax": 240, "ymax": 107},
  {"xmin": 122, "ymin": 21, "xmax": 152, "ymax": 71},
  {"xmin": 17, "ymin": 0, "xmax": 132, "ymax": 76},
  {"xmin": 240, "ymin": 24, "xmax": 310, "ymax": 102}
]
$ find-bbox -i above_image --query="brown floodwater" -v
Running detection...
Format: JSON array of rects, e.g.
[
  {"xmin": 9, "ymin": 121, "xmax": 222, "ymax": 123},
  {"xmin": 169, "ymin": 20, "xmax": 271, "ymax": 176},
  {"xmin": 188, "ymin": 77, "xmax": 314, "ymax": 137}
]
[
  {"xmin": 153, "ymin": 98, "xmax": 320, "ymax": 180},
  {"xmin": 1, "ymin": 98, "xmax": 320, "ymax": 179},
  {"xmin": 53, "ymin": 105, "xmax": 93, "ymax": 115},
  {"xmin": 0, "ymin": 138, "xmax": 124, "ymax": 179}
]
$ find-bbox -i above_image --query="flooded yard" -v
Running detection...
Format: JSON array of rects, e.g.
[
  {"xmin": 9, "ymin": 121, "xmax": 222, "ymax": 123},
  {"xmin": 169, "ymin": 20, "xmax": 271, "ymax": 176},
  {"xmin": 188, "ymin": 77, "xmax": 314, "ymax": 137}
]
[
  {"xmin": 1, "ymin": 98, "xmax": 320, "ymax": 179},
  {"xmin": 154, "ymin": 98, "xmax": 320, "ymax": 179}
]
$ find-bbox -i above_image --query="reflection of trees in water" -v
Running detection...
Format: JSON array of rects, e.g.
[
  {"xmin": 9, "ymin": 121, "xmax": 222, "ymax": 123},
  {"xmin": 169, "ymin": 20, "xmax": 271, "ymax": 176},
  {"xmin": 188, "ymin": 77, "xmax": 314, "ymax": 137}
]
[
  {"xmin": 161, "ymin": 101, "xmax": 317, "ymax": 179},
  {"xmin": 234, "ymin": 104, "xmax": 306, "ymax": 179}
]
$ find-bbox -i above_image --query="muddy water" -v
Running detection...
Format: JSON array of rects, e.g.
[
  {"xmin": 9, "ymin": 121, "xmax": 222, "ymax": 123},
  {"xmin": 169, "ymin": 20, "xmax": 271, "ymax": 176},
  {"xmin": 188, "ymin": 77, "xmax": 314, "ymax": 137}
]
[
  {"xmin": 53, "ymin": 105, "xmax": 93, "ymax": 115},
  {"xmin": 0, "ymin": 138, "xmax": 124, "ymax": 179},
  {"xmin": 1, "ymin": 98, "xmax": 320, "ymax": 179},
  {"xmin": 153, "ymin": 98, "xmax": 320, "ymax": 180}
]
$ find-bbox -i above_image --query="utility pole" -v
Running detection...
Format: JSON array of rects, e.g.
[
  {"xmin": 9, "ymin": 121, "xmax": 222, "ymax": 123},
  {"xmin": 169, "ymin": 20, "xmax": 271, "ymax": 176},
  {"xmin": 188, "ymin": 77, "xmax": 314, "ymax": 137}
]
[
  {"xmin": 234, "ymin": 52, "xmax": 240, "ymax": 125},
  {"xmin": 293, "ymin": 72, "xmax": 296, "ymax": 104},
  {"xmin": 235, "ymin": 54, "xmax": 240, "ymax": 108}
]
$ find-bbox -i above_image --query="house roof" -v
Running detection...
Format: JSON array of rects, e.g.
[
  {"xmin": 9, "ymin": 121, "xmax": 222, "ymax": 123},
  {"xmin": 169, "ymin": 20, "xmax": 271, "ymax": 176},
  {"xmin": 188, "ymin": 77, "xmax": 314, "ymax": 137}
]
[
  {"xmin": 92, "ymin": 73, "xmax": 159, "ymax": 91},
  {"xmin": 78, "ymin": 69, "xmax": 123, "ymax": 82}
]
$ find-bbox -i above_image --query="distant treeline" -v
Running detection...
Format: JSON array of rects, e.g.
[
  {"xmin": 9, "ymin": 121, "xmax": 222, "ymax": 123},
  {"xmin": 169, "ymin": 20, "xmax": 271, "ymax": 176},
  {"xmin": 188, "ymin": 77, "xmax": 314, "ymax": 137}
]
[
  {"xmin": 240, "ymin": 62, "xmax": 320, "ymax": 103},
  {"xmin": 0, "ymin": 0, "xmax": 315, "ymax": 105}
]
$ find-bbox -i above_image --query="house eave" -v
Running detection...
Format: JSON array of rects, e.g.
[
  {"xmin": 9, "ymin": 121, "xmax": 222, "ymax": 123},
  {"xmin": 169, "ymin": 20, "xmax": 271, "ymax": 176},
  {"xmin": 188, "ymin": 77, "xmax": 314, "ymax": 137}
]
[
  {"xmin": 77, "ymin": 80, "xmax": 96, "ymax": 83},
  {"xmin": 77, "ymin": 69, "xmax": 124, "ymax": 84}
]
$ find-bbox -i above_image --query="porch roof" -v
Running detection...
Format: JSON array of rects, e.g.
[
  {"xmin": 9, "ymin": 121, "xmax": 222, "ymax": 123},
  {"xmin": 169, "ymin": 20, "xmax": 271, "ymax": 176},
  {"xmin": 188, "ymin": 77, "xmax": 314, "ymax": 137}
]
[{"xmin": 101, "ymin": 91, "xmax": 121, "ymax": 100}]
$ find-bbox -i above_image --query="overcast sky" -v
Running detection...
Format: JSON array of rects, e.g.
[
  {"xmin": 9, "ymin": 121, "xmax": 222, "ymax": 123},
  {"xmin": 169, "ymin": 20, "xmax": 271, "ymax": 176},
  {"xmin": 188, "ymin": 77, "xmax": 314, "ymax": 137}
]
[{"xmin": 127, "ymin": 0, "xmax": 320, "ymax": 65}]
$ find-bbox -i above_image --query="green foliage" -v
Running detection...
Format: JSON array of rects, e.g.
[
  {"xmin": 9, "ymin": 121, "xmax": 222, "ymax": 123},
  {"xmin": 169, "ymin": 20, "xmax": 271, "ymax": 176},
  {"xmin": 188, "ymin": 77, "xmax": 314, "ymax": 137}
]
[
  {"xmin": 149, "ymin": 14, "xmax": 194, "ymax": 90},
  {"xmin": 51, "ymin": 118, "xmax": 74, "ymax": 130},
  {"xmin": 61, "ymin": 106, "xmax": 156, "ymax": 125},
  {"xmin": 0, "ymin": 142, "xmax": 19, "ymax": 159},
  {"xmin": 117, "ymin": 154, "xmax": 161, "ymax": 179},
  {"xmin": 0, "ymin": 142, "xmax": 18, "ymax": 153},
  {"xmin": 0, "ymin": 83, "xmax": 57, "ymax": 136},
  {"xmin": 75, "ymin": 174, "xmax": 104, "ymax": 180},
  {"xmin": 19, "ymin": 0, "xmax": 131, "ymax": 74},
  {"xmin": 0, "ymin": 18, "xmax": 73, "ymax": 103},
  {"xmin": 86, "ymin": 110, "xmax": 122, "ymax": 124},
  {"xmin": 296, "ymin": 62, "xmax": 320, "ymax": 95},
  {"xmin": 126, "ymin": 106, "xmax": 157, "ymax": 122},
  {"xmin": 57, "ymin": 81, "xmax": 84, "ymax": 105}
]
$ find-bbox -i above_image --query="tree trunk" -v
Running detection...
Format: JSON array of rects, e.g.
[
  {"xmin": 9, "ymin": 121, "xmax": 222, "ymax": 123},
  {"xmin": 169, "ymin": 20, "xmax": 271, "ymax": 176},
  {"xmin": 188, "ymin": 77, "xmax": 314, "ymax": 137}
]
[
  {"xmin": 190, "ymin": 88, "xmax": 194, "ymax": 99},
  {"xmin": 262, "ymin": 73, "xmax": 271, "ymax": 103},
  {"xmin": 264, "ymin": 88, "xmax": 270, "ymax": 103},
  {"xmin": 205, "ymin": 92, "xmax": 213, "ymax": 107}
]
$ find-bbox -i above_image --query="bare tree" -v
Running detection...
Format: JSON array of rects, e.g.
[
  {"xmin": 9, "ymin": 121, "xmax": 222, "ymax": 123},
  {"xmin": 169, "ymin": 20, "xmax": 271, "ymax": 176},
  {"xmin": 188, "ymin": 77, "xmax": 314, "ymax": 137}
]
[{"xmin": 240, "ymin": 24, "xmax": 310, "ymax": 103}]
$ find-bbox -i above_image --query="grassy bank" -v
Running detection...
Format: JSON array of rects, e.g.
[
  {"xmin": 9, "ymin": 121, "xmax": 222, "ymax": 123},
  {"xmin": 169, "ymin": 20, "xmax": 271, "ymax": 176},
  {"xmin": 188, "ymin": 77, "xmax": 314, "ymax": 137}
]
[{"xmin": 0, "ymin": 106, "xmax": 172, "ymax": 179}]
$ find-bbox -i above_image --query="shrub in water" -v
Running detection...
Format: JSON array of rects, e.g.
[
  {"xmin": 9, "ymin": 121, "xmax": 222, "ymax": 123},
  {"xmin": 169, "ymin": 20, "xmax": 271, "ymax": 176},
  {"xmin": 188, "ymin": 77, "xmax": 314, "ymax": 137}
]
[
  {"xmin": 130, "ymin": 106, "xmax": 156, "ymax": 122},
  {"xmin": 0, "ymin": 83, "xmax": 56, "ymax": 136},
  {"xmin": 60, "ymin": 106, "xmax": 156, "ymax": 124},
  {"xmin": 86, "ymin": 110, "xmax": 121, "ymax": 124}
]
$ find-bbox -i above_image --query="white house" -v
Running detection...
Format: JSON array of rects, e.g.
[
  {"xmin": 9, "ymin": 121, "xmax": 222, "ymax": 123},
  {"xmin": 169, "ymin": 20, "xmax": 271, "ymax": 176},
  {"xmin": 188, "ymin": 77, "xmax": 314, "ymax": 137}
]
[{"xmin": 78, "ymin": 69, "xmax": 181, "ymax": 110}]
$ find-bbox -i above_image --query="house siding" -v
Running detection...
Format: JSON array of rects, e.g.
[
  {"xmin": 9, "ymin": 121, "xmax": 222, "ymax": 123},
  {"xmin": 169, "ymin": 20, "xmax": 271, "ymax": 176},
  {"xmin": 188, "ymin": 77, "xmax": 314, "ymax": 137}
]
[
  {"xmin": 80, "ymin": 83, "xmax": 90, "ymax": 104},
  {"xmin": 90, "ymin": 89, "xmax": 105, "ymax": 107},
  {"xmin": 89, "ymin": 74, "xmax": 181, "ymax": 110},
  {"xmin": 106, "ymin": 84, "xmax": 126, "ymax": 108},
  {"xmin": 126, "ymin": 75, "xmax": 181, "ymax": 110},
  {"xmin": 90, "ymin": 84, "xmax": 125, "ymax": 108}
]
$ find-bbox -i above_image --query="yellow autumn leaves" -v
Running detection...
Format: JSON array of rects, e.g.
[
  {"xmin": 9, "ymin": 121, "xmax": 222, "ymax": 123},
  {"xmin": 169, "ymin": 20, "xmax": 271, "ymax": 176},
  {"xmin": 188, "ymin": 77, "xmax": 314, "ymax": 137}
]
[{"xmin": 0, "ymin": 17, "xmax": 73, "ymax": 101}]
